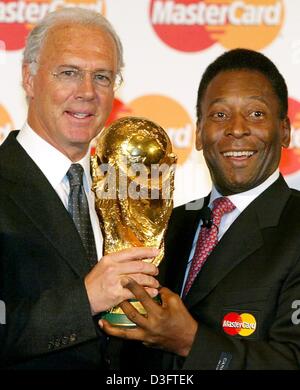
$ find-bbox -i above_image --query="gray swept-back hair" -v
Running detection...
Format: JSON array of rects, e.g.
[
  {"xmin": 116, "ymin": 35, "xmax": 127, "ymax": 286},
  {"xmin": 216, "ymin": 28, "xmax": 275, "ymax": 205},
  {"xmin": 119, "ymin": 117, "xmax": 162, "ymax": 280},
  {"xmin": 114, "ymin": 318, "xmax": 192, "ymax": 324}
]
[{"xmin": 23, "ymin": 7, "xmax": 124, "ymax": 75}]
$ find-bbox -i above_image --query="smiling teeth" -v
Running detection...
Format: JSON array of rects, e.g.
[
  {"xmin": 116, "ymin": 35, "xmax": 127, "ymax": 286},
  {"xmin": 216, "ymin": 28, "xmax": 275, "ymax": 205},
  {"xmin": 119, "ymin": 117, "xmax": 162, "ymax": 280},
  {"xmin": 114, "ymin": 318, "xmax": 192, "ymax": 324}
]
[
  {"xmin": 72, "ymin": 113, "xmax": 90, "ymax": 119},
  {"xmin": 223, "ymin": 151, "xmax": 255, "ymax": 157}
]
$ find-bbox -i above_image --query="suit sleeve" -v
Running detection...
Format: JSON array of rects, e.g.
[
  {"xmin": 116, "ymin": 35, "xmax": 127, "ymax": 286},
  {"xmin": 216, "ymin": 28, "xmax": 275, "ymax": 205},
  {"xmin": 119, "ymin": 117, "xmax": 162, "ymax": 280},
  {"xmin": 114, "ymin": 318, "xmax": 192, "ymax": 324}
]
[{"xmin": 0, "ymin": 279, "xmax": 99, "ymax": 366}]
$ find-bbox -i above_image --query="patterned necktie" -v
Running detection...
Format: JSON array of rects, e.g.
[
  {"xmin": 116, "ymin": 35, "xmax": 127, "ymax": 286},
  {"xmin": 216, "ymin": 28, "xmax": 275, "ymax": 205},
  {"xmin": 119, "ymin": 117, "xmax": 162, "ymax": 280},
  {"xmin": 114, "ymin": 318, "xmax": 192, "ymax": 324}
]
[
  {"xmin": 67, "ymin": 163, "xmax": 98, "ymax": 267},
  {"xmin": 183, "ymin": 197, "xmax": 236, "ymax": 297}
]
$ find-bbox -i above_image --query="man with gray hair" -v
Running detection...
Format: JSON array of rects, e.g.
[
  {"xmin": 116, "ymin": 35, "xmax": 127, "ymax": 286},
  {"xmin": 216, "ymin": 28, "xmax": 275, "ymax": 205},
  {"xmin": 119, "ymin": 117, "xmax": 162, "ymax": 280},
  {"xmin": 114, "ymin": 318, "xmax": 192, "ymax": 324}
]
[{"xmin": 0, "ymin": 7, "xmax": 159, "ymax": 369}]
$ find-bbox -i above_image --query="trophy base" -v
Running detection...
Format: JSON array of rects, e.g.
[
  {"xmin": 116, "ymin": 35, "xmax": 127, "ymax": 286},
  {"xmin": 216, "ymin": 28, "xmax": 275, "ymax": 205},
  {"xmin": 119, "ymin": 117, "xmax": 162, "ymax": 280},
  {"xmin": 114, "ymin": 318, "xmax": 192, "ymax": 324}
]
[
  {"xmin": 101, "ymin": 296, "xmax": 161, "ymax": 328},
  {"xmin": 101, "ymin": 311, "xmax": 137, "ymax": 327}
]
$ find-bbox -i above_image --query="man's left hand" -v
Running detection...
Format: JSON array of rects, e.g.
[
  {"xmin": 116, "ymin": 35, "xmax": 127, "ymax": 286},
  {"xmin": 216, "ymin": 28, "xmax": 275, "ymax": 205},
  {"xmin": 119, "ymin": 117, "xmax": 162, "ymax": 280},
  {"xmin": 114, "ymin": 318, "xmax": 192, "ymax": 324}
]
[{"xmin": 99, "ymin": 278, "xmax": 198, "ymax": 357}]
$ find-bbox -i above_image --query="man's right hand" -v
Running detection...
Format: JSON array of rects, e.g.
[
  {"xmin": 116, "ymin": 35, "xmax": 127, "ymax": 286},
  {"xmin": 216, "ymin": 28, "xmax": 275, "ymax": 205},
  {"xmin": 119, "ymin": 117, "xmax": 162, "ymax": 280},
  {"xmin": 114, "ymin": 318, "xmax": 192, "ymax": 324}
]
[{"xmin": 84, "ymin": 247, "xmax": 160, "ymax": 315}]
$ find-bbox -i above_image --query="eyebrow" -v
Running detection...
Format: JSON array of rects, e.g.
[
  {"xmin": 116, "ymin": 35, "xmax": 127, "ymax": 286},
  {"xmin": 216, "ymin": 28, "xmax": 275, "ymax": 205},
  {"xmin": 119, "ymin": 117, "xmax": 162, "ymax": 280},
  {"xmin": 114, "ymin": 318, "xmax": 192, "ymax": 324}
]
[
  {"xmin": 208, "ymin": 95, "xmax": 269, "ymax": 106},
  {"xmin": 56, "ymin": 64, "xmax": 113, "ymax": 74}
]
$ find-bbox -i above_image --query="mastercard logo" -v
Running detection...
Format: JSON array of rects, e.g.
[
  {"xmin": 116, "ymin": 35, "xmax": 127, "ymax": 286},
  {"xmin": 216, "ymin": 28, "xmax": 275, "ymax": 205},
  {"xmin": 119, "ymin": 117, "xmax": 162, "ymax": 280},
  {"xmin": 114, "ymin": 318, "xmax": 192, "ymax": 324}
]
[
  {"xmin": 0, "ymin": 0, "xmax": 106, "ymax": 51},
  {"xmin": 0, "ymin": 104, "xmax": 14, "ymax": 145},
  {"xmin": 150, "ymin": 0, "xmax": 284, "ymax": 52},
  {"xmin": 280, "ymin": 97, "xmax": 300, "ymax": 176},
  {"xmin": 92, "ymin": 96, "xmax": 194, "ymax": 166},
  {"xmin": 222, "ymin": 312, "xmax": 256, "ymax": 336},
  {"xmin": 90, "ymin": 97, "xmax": 131, "ymax": 155},
  {"xmin": 105, "ymin": 98, "xmax": 132, "ymax": 127},
  {"xmin": 127, "ymin": 94, "xmax": 194, "ymax": 166}
]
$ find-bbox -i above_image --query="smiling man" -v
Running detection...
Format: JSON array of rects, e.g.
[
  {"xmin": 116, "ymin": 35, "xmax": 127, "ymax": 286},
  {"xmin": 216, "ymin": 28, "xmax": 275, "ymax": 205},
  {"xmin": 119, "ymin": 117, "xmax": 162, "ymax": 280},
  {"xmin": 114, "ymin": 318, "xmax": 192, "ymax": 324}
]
[
  {"xmin": 0, "ymin": 8, "xmax": 160, "ymax": 369},
  {"xmin": 102, "ymin": 49, "xmax": 300, "ymax": 370}
]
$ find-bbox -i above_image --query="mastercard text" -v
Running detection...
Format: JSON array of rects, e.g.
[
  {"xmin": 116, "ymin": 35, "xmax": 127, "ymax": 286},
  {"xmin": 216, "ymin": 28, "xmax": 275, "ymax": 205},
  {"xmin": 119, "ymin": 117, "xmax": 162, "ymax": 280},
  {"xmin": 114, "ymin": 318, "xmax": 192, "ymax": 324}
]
[{"xmin": 151, "ymin": 0, "xmax": 282, "ymax": 27}]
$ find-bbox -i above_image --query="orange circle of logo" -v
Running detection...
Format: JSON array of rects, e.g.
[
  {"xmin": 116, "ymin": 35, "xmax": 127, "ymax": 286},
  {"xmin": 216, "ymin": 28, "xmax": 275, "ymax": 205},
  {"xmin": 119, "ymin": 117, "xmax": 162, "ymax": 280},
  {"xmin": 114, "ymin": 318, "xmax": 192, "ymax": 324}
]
[
  {"xmin": 222, "ymin": 312, "xmax": 256, "ymax": 336},
  {"xmin": 127, "ymin": 94, "xmax": 194, "ymax": 166},
  {"xmin": 0, "ymin": 0, "xmax": 106, "ymax": 51},
  {"xmin": 149, "ymin": 0, "xmax": 284, "ymax": 52},
  {"xmin": 0, "ymin": 104, "xmax": 14, "ymax": 145}
]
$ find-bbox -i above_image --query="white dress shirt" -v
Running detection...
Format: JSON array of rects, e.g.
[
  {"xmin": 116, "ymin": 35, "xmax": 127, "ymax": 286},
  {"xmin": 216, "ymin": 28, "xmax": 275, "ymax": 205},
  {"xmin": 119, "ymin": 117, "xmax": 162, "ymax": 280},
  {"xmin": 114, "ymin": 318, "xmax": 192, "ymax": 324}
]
[
  {"xmin": 17, "ymin": 123, "xmax": 103, "ymax": 260},
  {"xmin": 181, "ymin": 169, "xmax": 280, "ymax": 294}
]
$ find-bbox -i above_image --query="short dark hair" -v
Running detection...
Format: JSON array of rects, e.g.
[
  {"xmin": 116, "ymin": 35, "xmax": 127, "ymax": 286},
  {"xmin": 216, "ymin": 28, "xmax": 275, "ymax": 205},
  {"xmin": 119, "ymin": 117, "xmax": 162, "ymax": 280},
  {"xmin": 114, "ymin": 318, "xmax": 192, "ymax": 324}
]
[{"xmin": 196, "ymin": 48, "xmax": 288, "ymax": 121}]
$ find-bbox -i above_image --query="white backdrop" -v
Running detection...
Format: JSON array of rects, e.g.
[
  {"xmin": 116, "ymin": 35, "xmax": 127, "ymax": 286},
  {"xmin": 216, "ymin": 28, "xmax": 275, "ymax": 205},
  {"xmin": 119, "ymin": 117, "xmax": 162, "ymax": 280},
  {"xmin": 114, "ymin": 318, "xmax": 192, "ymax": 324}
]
[{"xmin": 1, "ymin": 0, "xmax": 300, "ymax": 206}]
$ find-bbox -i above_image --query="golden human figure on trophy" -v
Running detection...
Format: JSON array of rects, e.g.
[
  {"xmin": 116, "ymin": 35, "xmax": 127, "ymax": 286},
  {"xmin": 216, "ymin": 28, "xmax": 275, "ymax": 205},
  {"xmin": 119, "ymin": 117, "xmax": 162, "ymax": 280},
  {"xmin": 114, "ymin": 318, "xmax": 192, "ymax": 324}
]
[{"xmin": 92, "ymin": 116, "xmax": 176, "ymax": 326}]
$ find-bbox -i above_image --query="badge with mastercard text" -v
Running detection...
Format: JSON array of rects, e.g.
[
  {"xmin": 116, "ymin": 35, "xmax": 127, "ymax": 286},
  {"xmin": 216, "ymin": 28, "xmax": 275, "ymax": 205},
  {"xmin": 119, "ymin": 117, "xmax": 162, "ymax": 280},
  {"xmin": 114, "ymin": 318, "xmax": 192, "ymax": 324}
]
[{"xmin": 222, "ymin": 312, "xmax": 257, "ymax": 337}]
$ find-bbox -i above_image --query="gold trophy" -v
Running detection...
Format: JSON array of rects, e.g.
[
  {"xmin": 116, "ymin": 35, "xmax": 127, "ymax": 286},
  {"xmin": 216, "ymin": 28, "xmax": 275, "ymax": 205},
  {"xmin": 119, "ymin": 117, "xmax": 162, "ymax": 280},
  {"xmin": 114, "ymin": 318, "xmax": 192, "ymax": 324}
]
[{"xmin": 92, "ymin": 116, "xmax": 176, "ymax": 327}]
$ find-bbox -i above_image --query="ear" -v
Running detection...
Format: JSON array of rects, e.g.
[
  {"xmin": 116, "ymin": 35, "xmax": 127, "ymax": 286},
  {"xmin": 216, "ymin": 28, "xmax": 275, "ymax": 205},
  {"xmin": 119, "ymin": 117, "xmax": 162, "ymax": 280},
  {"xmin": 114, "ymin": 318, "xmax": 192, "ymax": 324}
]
[
  {"xmin": 195, "ymin": 120, "xmax": 203, "ymax": 151},
  {"xmin": 280, "ymin": 117, "xmax": 291, "ymax": 148},
  {"xmin": 22, "ymin": 63, "xmax": 35, "ymax": 98}
]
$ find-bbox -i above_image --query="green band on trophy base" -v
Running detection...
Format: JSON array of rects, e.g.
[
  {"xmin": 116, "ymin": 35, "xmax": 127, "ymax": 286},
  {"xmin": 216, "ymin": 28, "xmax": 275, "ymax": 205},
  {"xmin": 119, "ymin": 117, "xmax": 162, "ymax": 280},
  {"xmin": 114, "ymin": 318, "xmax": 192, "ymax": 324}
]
[
  {"xmin": 101, "ymin": 311, "xmax": 137, "ymax": 327},
  {"xmin": 101, "ymin": 296, "xmax": 161, "ymax": 327}
]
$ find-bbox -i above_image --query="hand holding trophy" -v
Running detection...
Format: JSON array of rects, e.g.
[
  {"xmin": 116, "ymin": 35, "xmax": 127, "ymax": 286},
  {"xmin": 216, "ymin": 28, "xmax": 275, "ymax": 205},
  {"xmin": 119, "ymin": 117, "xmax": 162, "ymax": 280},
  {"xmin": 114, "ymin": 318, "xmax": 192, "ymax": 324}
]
[{"xmin": 92, "ymin": 116, "xmax": 176, "ymax": 326}]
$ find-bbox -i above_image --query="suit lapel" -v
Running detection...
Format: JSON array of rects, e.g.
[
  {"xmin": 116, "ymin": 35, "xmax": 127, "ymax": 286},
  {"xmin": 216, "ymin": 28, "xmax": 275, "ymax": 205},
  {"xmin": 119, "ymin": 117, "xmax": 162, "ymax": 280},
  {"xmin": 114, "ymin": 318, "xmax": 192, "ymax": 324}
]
[
  {"xmin": 184, "ymin": 176, "xmax": 291, "ymax": 309},
  {"xmin": 0, "ymin": 131, "xmax": 91, "ymax": 277},
  {"xmin": 184, "ymin": 207, "xmax": 263, "ymax": 308}
]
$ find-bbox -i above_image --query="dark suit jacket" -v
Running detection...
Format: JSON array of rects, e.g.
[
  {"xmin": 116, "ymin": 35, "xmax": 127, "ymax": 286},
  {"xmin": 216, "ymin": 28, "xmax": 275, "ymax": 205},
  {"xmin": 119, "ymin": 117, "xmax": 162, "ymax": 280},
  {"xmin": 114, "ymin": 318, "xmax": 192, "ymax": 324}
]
[
  {"xmin": 0, "ymin": 131, "xmax": 107, "ymax": 369},
  {"xmin": 121, "ymin": 174, "xmax": 300, "ymax": 370}
]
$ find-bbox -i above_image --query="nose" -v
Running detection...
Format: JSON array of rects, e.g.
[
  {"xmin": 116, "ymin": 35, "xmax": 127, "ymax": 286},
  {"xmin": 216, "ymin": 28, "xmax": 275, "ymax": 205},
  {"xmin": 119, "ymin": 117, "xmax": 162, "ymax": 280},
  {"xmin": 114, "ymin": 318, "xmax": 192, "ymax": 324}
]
[
  {"xmin": 74, "ymin": 73, "xmax": 96, "ymax": 101},
  {"xmin": 224, "ymin": 114, "xmax": 250, "ymax": 138}
]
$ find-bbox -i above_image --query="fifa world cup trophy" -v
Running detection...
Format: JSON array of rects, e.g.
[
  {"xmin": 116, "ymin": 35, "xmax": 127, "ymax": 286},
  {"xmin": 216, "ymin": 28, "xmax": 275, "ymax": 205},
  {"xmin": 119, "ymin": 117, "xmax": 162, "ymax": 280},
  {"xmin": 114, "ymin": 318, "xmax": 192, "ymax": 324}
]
[{"xmin": 92, "ymin": 116, "xmax": 176, "ymax": 326}]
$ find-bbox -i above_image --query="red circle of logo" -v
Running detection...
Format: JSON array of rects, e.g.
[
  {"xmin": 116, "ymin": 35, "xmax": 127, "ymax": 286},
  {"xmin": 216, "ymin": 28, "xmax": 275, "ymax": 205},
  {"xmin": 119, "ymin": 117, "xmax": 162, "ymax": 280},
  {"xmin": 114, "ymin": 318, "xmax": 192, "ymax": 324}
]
[
  {"xmin": 280, "ymin": 97, "xmax": 300, "ymax": 176},
  {"xmin": 222, "ymin": 312, "xmax": 242, "ymax": 336},
  {"xmin": 149, "ymin": 0, "xmax": 214, "ymax": 52},
  {"xmin": 0, "ymin": 0, "xmax": 34, "ymax": 50}
]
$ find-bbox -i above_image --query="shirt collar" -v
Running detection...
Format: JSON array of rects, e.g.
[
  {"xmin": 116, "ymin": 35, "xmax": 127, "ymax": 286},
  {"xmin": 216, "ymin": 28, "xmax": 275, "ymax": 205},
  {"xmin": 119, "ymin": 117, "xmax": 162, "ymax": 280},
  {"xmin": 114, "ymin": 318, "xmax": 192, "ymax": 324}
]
[
  {"xmin": 210, "ymin": 169, "xmax": 280, "ymax": 212},
  {"xmin": 17, "ymin": 123, "xmax": 92, "ymax": 192}
]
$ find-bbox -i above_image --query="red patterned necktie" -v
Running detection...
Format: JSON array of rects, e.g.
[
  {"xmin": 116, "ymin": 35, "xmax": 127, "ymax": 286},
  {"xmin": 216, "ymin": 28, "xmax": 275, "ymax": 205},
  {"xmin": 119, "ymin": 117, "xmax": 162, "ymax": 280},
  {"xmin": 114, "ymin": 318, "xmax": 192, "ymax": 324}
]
[{"xmin": 183, "ymin": 197, "xmax": 236, "ymax": 297}]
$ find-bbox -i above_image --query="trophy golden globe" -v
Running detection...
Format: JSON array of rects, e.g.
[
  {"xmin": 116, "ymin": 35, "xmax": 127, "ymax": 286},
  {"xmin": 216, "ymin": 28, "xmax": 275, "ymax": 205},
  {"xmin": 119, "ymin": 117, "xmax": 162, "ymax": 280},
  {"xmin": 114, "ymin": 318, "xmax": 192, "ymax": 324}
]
[{"xmin": 91, "ymin": 116, "xmax": 176, "ymax": 327}]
